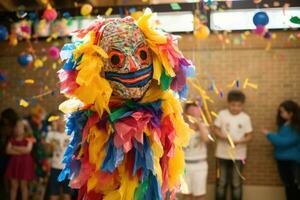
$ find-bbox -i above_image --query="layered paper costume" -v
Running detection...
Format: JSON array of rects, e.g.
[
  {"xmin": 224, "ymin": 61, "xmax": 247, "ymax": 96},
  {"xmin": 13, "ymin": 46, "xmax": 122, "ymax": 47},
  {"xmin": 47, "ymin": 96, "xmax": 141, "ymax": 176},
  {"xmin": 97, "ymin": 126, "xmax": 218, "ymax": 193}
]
[{"xmin": 58, "ymin": 9, "xmax": 195, "ymax": 200}]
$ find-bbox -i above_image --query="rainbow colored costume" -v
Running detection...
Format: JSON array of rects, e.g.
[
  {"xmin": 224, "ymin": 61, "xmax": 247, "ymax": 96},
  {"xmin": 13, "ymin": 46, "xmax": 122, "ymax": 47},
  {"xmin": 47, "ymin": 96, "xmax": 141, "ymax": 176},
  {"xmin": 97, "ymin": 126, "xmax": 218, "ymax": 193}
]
[{"xmin": 58, "ymin": 9, "xmax": 194, "ymax": 200}]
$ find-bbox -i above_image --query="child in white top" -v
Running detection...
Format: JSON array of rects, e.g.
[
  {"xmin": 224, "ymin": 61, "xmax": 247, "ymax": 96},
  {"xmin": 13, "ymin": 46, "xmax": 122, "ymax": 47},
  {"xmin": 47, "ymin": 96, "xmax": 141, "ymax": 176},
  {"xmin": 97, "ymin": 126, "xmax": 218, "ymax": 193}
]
[
  {"xmin": 45, "ymin": 113, "xmax": 72, "ymax": 200},
  {"xmin": 182, "ymin": 102, "xmax": 210, "ymax": 200},
  {"xmin": 213, "ymin": 90, "xmax": 253, "ymax": 200}
]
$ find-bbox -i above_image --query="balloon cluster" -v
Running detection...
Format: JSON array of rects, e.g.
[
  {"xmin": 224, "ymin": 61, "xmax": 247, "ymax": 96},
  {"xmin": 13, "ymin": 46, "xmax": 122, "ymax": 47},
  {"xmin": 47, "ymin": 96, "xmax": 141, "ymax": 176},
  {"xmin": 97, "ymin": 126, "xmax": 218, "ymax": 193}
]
[{"xmin": 253, "ymin": 11, "xmax": 271, "ymax": 39}]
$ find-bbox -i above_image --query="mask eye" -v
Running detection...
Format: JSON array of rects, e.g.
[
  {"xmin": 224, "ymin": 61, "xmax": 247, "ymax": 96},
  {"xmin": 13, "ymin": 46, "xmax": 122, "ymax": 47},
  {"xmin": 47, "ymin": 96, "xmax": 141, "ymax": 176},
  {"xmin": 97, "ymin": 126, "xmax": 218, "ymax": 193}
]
[
  {"xmin": 109, "ymin": 50, "xmax": 125, "ymax": 68},
  {"xmin": 136, "ymin": 45, "xmax": 150, "ymax": 65}
]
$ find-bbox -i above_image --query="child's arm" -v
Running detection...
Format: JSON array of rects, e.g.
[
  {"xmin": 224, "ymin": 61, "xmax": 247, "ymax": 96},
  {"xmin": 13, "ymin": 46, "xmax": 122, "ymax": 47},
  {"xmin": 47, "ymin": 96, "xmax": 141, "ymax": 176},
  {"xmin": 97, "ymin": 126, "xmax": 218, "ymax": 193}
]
[
  {"xmin": 265, "ymin": 129, "xmax": 299, "ymax": 147},
  {"xmin": 12, "ymin": 142, "xmax": 33, "ymax": 154},
  {"xmin": 6, "ymin": 142, "xmax": 21, "ymax": 155},
  {"xmin": 235, "ymin": 132, "xmax": 253, "ymax": 145},
  {"xmin": 212, "ymin": 126, "xmax": 227, "ymax": 140},
  {"xmin": 235, "ymin": 116, "xmax": 253, "ymax": 144}
]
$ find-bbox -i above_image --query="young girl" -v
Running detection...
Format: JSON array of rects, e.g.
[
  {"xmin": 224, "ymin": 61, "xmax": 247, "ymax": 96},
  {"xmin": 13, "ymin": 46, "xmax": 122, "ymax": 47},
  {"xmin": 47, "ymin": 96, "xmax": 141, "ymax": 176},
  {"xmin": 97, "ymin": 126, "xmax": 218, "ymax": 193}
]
[
  {"xmin": 5, "ymin": 119, "xmax": 35, "ymax": 200},
  {"xmin": 262, "ymin": 100, "xmax": 300, "ymax": 200},
  {"xmin": 182, "ymin": 102, "xmax": 210, "ymax": 200}
]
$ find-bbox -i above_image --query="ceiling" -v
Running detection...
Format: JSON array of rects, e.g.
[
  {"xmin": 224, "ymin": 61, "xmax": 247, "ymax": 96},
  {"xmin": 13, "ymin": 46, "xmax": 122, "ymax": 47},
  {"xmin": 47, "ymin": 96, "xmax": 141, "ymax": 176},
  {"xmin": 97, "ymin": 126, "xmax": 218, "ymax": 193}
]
[{"xmin": 0, "ymin": 0, "xmax": 190, "ymax": 12}]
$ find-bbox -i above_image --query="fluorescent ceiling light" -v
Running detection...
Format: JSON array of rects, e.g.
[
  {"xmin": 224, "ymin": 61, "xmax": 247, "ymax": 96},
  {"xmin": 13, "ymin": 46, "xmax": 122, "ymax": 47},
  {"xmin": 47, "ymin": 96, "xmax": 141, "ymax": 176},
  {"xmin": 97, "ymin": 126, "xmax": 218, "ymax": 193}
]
[{"xmin": 157, "ymin": 11, "xmax": 194, "ymax": 32}]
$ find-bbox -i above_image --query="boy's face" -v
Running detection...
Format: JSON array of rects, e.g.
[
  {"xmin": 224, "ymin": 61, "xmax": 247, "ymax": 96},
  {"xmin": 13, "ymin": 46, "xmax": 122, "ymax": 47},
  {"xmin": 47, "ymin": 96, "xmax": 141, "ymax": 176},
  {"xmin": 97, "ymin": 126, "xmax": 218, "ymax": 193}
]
[{"xmin": 228, "ymin": 101, "xmax": 244, "ymax": 115}]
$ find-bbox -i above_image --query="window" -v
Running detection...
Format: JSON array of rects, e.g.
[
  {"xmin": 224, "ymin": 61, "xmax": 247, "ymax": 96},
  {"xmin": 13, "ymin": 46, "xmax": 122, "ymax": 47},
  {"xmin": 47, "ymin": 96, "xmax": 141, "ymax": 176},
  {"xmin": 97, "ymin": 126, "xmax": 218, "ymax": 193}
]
[{"xmin": 210, "ymin": 7, "xmax": 300, "ymax": 31}]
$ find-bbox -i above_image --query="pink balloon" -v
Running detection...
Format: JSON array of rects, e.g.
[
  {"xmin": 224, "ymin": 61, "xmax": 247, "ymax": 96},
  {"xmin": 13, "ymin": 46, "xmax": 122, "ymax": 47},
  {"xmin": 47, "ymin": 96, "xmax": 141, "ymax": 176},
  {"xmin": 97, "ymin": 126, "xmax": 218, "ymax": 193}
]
[
  {"xmin": 254, "ymin": 25, "xmax": 265, "ymax": 35},
  {"xmin": 43, "ymin": 8, "xmax": 57, "ymax": 22},
  {"xmin": 48, "ymin": 46, "xmax": 60, "ymax": 60}
]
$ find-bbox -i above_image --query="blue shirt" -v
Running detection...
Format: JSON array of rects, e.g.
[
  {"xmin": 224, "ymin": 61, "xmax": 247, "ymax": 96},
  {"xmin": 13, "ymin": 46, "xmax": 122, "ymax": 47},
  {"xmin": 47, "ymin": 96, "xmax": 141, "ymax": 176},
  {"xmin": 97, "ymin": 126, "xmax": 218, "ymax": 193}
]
[{"xmin": 267, "ymin": 124, "xmax": 300, "ymax": 163}]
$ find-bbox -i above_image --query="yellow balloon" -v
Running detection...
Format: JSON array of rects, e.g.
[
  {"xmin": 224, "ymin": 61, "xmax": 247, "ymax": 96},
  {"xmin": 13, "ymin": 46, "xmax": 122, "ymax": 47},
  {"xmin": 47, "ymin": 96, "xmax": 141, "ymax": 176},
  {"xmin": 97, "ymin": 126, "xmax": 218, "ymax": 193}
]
[
  {"xmin": 194, "ymin": 25, "xmax": 210, "ymax": 39},
  {"xmin": 130, "ymin": 11, "xmax": 143, "ymax": 20},
  {"xmin": 34, "ymin": 59, "xmax": 44, "ymax": 69},
  {"xmin": 81, "ymin": 4, "xmax": 93, "ymax": 16}
]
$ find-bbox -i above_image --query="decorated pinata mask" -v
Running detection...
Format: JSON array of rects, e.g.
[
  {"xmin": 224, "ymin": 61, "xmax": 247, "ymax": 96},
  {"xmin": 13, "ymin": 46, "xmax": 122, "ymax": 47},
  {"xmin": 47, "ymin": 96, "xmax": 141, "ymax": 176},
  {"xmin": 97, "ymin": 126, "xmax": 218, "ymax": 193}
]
[{"xmin": 100, "ymin": 18, "xmax": 152, "ymax": 99}]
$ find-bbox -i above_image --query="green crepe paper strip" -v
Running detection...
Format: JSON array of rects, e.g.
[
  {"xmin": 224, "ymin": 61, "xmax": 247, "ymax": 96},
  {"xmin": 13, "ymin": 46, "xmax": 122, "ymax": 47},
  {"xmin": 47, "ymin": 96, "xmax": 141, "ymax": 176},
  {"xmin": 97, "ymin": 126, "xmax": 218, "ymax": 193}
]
[
  {"xmin": 109, "ymin": 106, "xmax": 130, "ymax": 123},
  {"xmin": 109, "ymin": 100, "xmax": 160, "ymax": 122},
  {"xmin": 86, "ymin": 109, "xmax": 94, "ymax": 117},
  {"xmin": 170, "ymin": 3, "xmax": 181, "ymax": 10},
  {"xmin": 160, "ymin": 68, "xmax": 172, "ymax": 91},
  {"xmin": 109, "ymin": 100, "xmax": 143, "ymax": 122},
  {"xmin": 290, "ymin": 16, "xmax": 300, "ymax": 24},
  {"xmin": 134, "ymin": 176, "xmax": 149, "ymax": 200}
]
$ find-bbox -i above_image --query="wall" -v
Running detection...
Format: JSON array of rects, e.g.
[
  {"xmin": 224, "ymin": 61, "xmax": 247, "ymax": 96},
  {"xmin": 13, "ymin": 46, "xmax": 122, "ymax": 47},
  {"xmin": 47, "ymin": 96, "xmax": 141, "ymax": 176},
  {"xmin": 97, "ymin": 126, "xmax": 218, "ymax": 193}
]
[{"xmin": 0, "ymin": 31, "xmax": 300, "ymax": 186}]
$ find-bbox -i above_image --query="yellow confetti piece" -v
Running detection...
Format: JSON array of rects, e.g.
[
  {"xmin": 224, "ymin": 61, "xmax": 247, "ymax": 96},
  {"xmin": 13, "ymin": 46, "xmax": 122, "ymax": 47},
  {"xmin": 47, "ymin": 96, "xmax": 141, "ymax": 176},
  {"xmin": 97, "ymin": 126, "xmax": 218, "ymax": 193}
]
[
  {"xmin": 227, "ymin": 80, "xmax": 236, "ymax": 88},
  {"xmin": 52, "ymin": 63, "xmax": 57, "ymax": 70},
  {"xmin": 224, "ymin": 130, "xmax": 235, "ymax": 148},
  {"xmin": 48, "ymin": 115, "xmax": 60, "ymax": 122},
  {"xmin": 243, "ymin": 79, "xmax": 249, "ymax": 89},
  {"xmin": 105, "ymin": 8, "xmax": 113, "ymax": 16},
  {"xmin": 24, "ymin": 79, "xmax": 34, "ymax": 84},
  {"xmin": 265, "ymin": 41, "xmax": 272, "ymax": 51},
  {"xmin": 34, "ymin": 59, "xmax": 44, "ymax": 69},
  {"xmin": 243, "ymin": 78, "xmax": 258, "ymax": 89},
  {"xmin": 247, "ymin": 83, "xmax": 258, "ymax": 89},
  {"xmin": 211, "ymin": 111, "xmax": 218, "ymax": 118},
  {"xmin": 227, "ymin": 149, "xmax": 246, "ymax": 180},
  {"xmin": 19, "ymin": 99, "xmax": 29, "ymax": 107},
  {"xmin": 213, "ymin": 83, "xmax": 219, "ymax": 95}
]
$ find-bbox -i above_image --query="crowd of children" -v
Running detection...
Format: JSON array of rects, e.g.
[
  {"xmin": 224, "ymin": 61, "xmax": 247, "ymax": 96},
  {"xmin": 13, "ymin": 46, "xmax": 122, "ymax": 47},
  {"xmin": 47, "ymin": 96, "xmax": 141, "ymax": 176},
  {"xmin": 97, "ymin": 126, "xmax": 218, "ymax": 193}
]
[
  {"xmin": 182, "ymin": 90, "xmax": 300, "ymax": 200},
  {"xmin": 0, "ymin": 106, "xmax": 76, "ymax": 200},
  {"xmin": 0, "ymin": 90, "xmax": 300, "ymax": 200}
]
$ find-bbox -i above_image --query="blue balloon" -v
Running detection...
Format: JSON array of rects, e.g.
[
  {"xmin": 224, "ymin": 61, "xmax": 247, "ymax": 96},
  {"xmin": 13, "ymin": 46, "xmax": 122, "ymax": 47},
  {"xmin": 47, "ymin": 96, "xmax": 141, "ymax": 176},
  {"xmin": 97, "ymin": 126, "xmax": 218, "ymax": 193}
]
[
  {"xmin": 18, "ymin": 54, "xmax": 33, "ymax": 67},
  {"xmin": 253, "ymin": 11, "xmax": 269, "ymax": 26},
  {"xmin": 0, "ymin": 25, "xmax": 8, "ymax": 41}
]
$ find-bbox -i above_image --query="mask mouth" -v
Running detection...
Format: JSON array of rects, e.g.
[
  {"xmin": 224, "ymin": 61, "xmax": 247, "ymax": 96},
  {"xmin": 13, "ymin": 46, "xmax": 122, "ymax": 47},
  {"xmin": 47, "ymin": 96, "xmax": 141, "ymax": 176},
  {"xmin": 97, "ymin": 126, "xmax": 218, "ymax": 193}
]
[{"xmin": 105, "ymin": 65, "xmax": 153, "ymax": 88}]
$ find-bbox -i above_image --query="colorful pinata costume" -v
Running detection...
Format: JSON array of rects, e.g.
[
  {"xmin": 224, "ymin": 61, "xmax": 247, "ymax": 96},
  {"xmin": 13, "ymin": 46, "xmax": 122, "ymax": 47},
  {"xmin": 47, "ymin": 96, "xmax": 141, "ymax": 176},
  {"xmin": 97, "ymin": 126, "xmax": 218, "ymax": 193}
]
[{"xmin": 58, "ymin": 9, "xmax": 195, "ymax": 200}]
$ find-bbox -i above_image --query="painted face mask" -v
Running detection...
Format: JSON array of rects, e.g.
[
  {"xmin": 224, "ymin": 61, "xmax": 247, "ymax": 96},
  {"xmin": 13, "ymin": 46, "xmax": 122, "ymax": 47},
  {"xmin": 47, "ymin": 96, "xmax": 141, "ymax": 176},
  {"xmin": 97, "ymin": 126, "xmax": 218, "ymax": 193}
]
[{"xmin": 100, "ymin": 18, "xmax": 153, "ymax": 99}]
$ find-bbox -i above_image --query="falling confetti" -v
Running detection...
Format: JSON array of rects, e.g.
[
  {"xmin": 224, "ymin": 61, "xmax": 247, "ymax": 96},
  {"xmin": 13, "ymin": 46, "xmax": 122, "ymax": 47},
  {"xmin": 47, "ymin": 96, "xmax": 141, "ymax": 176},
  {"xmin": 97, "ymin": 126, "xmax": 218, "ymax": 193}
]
[
  {"xmin": 105, "ymin": 8, "xmax": 113, "ymax": 16},
  {"xmin": 170, "ymin": 3, "xmax": 181, "ymax": 10},
  {"xmin": 48, "ymin": 115, "xmax": 60, "ymax": 122},
  {"xmin": 19, "ymin": 99, "xmax": 29, "ymax": 107},
  {"xmin": 24, "ymin": 79, "xmax": 35, "ymax": 84},
  {"xmin": 243, "ymin": 79, "xmax": 258, "ymax": 89},
  {"xmin": 290, "ymin": 16, "xmax": 300, "ymax": 24}
]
